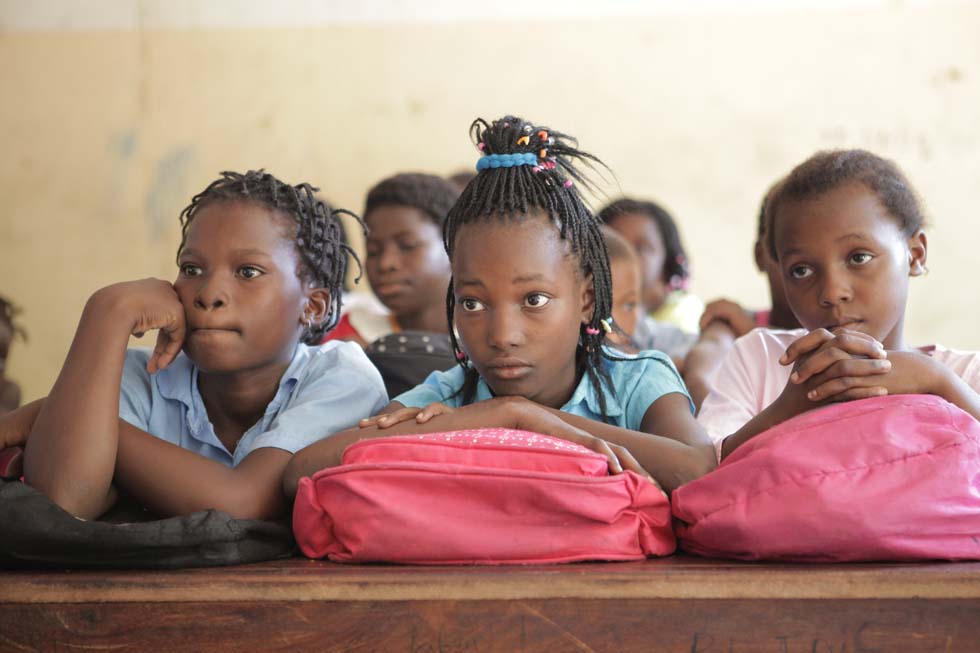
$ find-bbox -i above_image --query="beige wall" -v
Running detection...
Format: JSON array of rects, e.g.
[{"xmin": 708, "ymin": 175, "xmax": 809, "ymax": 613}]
[{"xmin": 2, "ymin": 2, "xmax": 979, "ymax": 402}]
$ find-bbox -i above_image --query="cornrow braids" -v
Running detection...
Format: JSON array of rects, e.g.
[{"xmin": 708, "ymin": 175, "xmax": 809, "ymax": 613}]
[
  {"xmin": 598, "ymin": 198, "xmax": 691, "ymax": 289},
  {"xmin": 177, "ymin": 170, "xmax": 365, "ymax": 344},
  {"xmin": 444, "ymin": 115, "xmax": 620, "ymax": 418},
  {"xmin": 765, "ymin": 149, "xmax": 926, "ymax": 261}
]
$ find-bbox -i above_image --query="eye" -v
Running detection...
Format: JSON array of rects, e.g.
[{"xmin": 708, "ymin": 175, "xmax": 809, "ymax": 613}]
[
  {"xmin": 460, "ymin": 298, "xmax": 485, "ymax": 312},
  {"xmin": 849, "ymin": 252, "xmax": 874, "ymax": 265},
  {"xmin": 398, "ymin": 241, "xmax": 419, "ymax": 252},
  {"xmin": 238, "ymin": 266, "xmax": 264, "ymax": 279},
  {"xmin": 789, "ymin": 264, "xmax": 813, "ymax": 280},
  {"xmin": 524, "ymin": 293, "xmax": 551, "ymax": 308},
  {"xmin": 180, "ymin": 263, "xmax": 202, "ymax": 277}
]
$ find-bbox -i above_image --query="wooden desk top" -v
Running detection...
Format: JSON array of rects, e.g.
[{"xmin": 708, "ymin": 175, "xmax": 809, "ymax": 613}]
[{"xmin": 4, "ymin": 555, "xmax": 980, "ymax": 604}]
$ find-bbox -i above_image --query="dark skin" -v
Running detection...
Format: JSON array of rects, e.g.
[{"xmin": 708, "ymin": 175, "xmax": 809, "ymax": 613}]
[
  {"xmin": 21, "ymin": 200, "xmax": 331, "ymax": 520},
  {"xmin": 684, "ymin": 204, "xmax": 800, "ymax": 411},
  {"xmin": 604, "ymin": 211, "xmax": 670, "ymax": 314},
  {"xmin": 285, "ymin": 214, "xmax": 716, "ymax": 497},
  {"xmin": 720, "ymin": 182, "xmax": 980, "ymax": 458},
  {"xmin": 364, "ymin": 204, "xmax": 451, "ymax": 334}
]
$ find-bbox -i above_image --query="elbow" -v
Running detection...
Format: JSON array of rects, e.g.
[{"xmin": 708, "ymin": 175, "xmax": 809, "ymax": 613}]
[{"xmin": 663, "ymin": 449, "xmax": 716, "ymax": 493}]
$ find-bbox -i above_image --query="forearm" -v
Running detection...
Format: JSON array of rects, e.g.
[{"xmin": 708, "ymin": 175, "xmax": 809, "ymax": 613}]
[
  {"xmin": 114, "ymin": 420, "xmax": 290, "ymax": 519},
  {"xmin": 933, "ymin": 370, "xmax": 980, "ymax": 424},
  {"xmin": 24, "ymin": 292, "xmax": 133, "ymax": 517},
  {"xmin": 720, "ymin": 393, "xmax": 803, "ymax": 460}
]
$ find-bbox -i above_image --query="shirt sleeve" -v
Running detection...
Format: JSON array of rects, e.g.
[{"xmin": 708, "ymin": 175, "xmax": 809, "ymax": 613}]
[
  {"xmin": 392, "ymin": 365, "xmax": 467, "ymax": 409},
  {"xmin": 118, "ymin": 349, "xmax": 153, "ymax": 430},
  {"xmin": 697, "ymin": 331, "xmax": 769, "ymax": 446},
  {"xmin": 621, "ymin": 351, "xmax": 694, "ymax": 431},
  {"xmin": 243, "ymin": 344, "xmax": 388, "ymax": 457}
]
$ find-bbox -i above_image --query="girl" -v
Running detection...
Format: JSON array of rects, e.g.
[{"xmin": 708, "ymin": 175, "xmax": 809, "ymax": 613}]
[
  {"xmin": 325, "ymin": 172, "xmax": 459, "ymax": 347},
  {"xmin": 601, "ymin": 225, "xmax": 695, "ymax": 366},
  {"xmin": 599, "ymin": 198, "xmax": 703, "ymax": 334},
  {"xmin": 284, "ymin": 116, "xmax": 716, "ymax": 496},
  {"xmin": 698, "ymin": 150, "xmax": 980, "ymax": 459},
  {"xmin": 5, "ymin": 170, "xmax": 387, "ymax": 520}
]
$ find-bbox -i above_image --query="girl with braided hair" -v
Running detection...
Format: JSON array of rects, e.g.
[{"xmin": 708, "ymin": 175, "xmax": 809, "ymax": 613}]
[
  {"xmin": 2, "ymin": 170, "xmax": 386, "ymax": 520},
  {"xmin": 285, "ymin": 117, "xmax": 715, "ymax": 496}
]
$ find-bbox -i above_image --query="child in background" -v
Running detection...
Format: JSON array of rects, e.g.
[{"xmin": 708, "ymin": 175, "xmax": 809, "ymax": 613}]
[
  {"xmin": 698, "ymin": 150, "xmax": 980, "ymax": 459},
  {"xmin": 600, "ymin": 225, "xmax": 695, "ymax": 366},
  {"xmin": 683, "ymin": 186, "xmax": 801, "ymax": 409},
  {"xmin": 7, "ymin": 170, "xmax": 386, "ymax": 520},
  {"xmin": 599, "ymin": 198, "xmax": 704, "ymax": 334},
  {"xmin": 325, "ymin": 173, "xmax": 458, "ymax": 347},
  {"xmin": 285, "ymin": 115, "xmax": 715, "ymax": 496},
  {"xmin": 0, "ymin": 296, "xmax": 26, "ymax": 415}
]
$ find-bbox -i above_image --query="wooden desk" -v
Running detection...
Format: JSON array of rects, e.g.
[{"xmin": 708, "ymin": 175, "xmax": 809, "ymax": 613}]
[{"xmin": 2, "ymin": 555, "xmax": 979, "ymax": 652}]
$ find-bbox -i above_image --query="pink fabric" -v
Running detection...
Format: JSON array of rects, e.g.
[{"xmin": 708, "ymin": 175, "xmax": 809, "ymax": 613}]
[
  {"xmin": 293, "ymin": 428, "xmax": 675, "ymax": 564},
  {"xmin": 674, "ymin": 394, "xmax": 980, "ymax": 561},
  {"xmin": 698, "ymin": 328, "xmax": 980, "ymax": 450}
]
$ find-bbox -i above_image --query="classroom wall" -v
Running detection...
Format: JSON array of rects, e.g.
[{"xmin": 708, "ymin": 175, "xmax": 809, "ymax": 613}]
[{"xmin": 2, "ymin": 1, "xmax": 979, "ymax": 402}]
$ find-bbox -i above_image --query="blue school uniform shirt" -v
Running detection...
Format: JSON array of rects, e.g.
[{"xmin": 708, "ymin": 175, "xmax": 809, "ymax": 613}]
[
  {"xmin": 394, "ymin": 349, "xmax": 692, "ymax": 430},
  {"xmin": 118, "ymin": 341, "xmax": 388, "ymax": 467}
]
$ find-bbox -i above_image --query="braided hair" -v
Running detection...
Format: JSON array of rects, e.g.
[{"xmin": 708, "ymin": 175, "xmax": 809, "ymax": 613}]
[
  {"xmin": 365, "ymin": 172, "xmax": 460, "ymax": 227},
  {"xmin": 444, "ymin": 115, "xmax": 618, "ymax": 417},
  {"xmin": 598, "ymin": 198, "xmax": 690, "ymax": 290},
  {"xmin": 177, "ymin": 170, "xmax": 364, "ymax": 344}
]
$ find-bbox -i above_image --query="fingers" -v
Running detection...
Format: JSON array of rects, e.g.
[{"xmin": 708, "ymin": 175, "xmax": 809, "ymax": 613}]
[
  {"xmin": 146, "ymin": 321, "xmax": 185, "ymax": 374},
  {"xmin": 608, "ymin": 443, "xmax": 654, "ymax": 482},
  {"xmin": 791, "ymin": 340, "xmax": 890, "ymax": 385},
  {"xmin": 591, "ymin": 438, "xmax": 623, "ymax": 475},
  {"xmin": 359, "ymin": 407, "xmax": 422, "ymax": 429},
  {"xmin": 780, "ymin": 329, "xmax": 836, "ymax": 365},
  {"xmin": 415, "ymin": 402, "xmax": 453, "ymax": 423},
  {"xmin": 805, "ymin": 365, "xmax": 891, "ymax": 402}
]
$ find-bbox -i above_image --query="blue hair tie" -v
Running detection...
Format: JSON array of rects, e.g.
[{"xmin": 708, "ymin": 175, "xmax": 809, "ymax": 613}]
[{"xmin": 475, "ymin": 153, "xmax": 538, "ymax": 171}]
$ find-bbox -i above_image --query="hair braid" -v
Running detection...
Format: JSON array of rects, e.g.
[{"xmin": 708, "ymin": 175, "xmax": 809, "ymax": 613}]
[{"xmin": 177, "ymin": 169, "xmax": 365, "ymax": 344}]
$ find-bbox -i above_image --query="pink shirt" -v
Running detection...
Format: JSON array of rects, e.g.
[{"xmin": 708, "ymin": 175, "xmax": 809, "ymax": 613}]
[{"xmin": 698, "ymin": 328, "xmax": 980, "ymax": 448}]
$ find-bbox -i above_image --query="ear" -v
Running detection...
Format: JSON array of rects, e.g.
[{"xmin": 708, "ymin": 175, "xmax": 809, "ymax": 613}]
[
  {"xmin": 907, "ymin": 229, "xmax": 928, "ymax": 277},
  {"xmin": 302, "ymin": 288, "xmax": 332, "ymax": 326},
  {"xmin": 580, "ymin": 272, "xmax": 596, "ymax": 325},
  {"xmin": 753, "ymin": 239, "xmax": 766, "ymax": 273}
]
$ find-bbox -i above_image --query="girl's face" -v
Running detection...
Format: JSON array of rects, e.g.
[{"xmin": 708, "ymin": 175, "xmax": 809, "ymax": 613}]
[
  {"xmin": 610, "ymin": 256, "xmax": 642, "ymax": 337},
  {"xmin": 452, "ymin": 215, "xmax": 594, "ymax": 409},
  {"xmin": 773, "ymin": 182, "xmax": 926, "ymax": 350},
  {"xmin": 175, "ymin": 200, "xmax": 321, "ymax": 374},
  {"xmin": 365, "ymin": 205, "xmax": 450, "ymax": 320},
  {"xmin": 605, "ymin": 212, "xmax": 668, "ymax": 312}
]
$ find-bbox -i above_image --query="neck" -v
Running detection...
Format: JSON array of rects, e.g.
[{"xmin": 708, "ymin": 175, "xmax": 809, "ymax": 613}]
[
  {"xmin": 394, "ymin": 303, "xmax": 449, "ymax": 334},
  {"xmin": 197, "ymin": 360, "xmax": 291, "ymax": 451}
]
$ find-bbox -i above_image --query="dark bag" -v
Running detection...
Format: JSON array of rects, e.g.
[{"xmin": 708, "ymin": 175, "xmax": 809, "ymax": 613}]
[
  {"xmin": 0, "ymin": 479, "xmax": 294, "ymax": 569},
  {"xmin": 366, "ymin": 331, "xmax": 456, "ymax": 398}
]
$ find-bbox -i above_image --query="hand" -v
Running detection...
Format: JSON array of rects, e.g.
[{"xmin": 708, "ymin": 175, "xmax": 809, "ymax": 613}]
[
  {"xmin": 359, "ymin": 402, "xmax": 456, "ymax": 429},
  {"xmin": 804, "ymin": 350, "xmax": 943, "ymax": 403},
  {"xmin": 699, "ymin": 299, "xmax": 755, "ymax": 337},
  {"xmin": 779, "ymin": 328, "xmax": 891, "ymax": 407},
  {"xmin": 505, "ymin": 398, "xmax": 653, "ymax": 480},
  {"xmin": 97, "ymin": 279, "xmax": 186, "ymax": 373}
]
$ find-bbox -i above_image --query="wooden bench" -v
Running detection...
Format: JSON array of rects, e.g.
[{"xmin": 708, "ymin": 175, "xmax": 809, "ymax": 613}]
[{"xmin": 3, "ymin": 555, "xmax": 979, "ymax": 651}]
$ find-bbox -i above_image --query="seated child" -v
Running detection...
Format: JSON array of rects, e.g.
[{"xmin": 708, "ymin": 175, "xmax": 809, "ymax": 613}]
[
  {"xmin": 0, "ymin": 296, "xmax": 25, "ymax": 415},
  {"xmin": 683, "ymin": 185, "xmax": 801, "ymax": 409},
  {"xmin": 697, "ymin": 150, "xmax": 980, "ymax": 460},
  {"xmin": 601, "ymin": 225, "xmax": 695, "ymax": 366},
  {"xmin": 325, "ymin": 172, "xmax": 459, "ymax": 347},
  {"xmin": 4, "ymin": 170, "xmax": 387, "ymax": 520},
  {"xmin": 284, "ymin": 115, "xmax": 716, "ymax": 496},
  {"xmin": 599, "ymin": 198, "xmax": 704, "ymax": 334}
]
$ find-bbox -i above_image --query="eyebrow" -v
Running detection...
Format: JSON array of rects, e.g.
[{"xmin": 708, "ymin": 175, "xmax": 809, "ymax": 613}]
[
  {"xmin": 512, "ymin": 273, "xmax": 547, "ymax": 283},
  {"xmin": 179, "ymin": 248, "xmax": 273, "ymax": 259},
  {"xmin": 781, "ymin": 232, "xmax": 873, "ymax": 258}
]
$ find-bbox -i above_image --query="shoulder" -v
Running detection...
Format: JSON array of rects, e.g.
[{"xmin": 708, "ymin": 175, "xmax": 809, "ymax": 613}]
[
  {"xmin": 292, "ymin": 341, "xmax": 385, "ymax": 391},
  {"xmin": 393, "ymin": 364, "xmax": 468, "ymax": 408},
  {"xmin": 923, "ymin": 345, "xmax": 980, "ymax": 394},
  {"xmin": 601, "ymin": 347, "xmax": 692, "ymax": 419}
]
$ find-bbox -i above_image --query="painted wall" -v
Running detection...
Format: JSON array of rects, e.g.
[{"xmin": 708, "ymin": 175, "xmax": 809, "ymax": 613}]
[{"xmin": 2, "ymin": 1, "xmax": 978, "ymax": 402}]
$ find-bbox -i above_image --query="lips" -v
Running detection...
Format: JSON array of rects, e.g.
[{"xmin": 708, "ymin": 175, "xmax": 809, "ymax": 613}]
[
  {"xmin": 824, "ymin": 318, "xmax": 864, "ymax": 331},
  {"xmin": 486, "ymin": 357, "xmax": 533, "ymax": 380},
  {"xmin": 372, "ymin": 281, "xmax": 410, "ymax": 297}
]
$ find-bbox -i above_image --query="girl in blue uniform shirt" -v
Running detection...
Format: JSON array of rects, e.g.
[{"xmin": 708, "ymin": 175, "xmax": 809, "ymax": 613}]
[
  {"xmin": 2, "ymin": 170, "xmax": 386, "ymax": 520},
  {"xmin": 285, "ymin": 116, "xmax": 715, "ymax": 495}
]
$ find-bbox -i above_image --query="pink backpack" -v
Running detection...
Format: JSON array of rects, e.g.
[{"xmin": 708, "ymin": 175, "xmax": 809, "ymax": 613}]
[
  {"xmin": 293, "ymin": 428, "xmax": 675, "ymax": 564},
  {"xmin": 673, "ymin": 395, "xmax": 980, "ymax": 561}
]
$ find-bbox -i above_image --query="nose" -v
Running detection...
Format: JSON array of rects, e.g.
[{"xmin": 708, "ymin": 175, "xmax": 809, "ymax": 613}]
[
  {"xmin": 818, "ymin": 267, "xmax": 853, "ymax": 307},
  {"xmin": 376, "ymin": 243, "xmax": 400, "ymax": 274},
  {"xmin": 193, "ymin": 275, "xmax": 229, "ymax": 311},
  {"xmin": 487, "ymin": 306, "xmax": 525, "ymax": 350}
]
